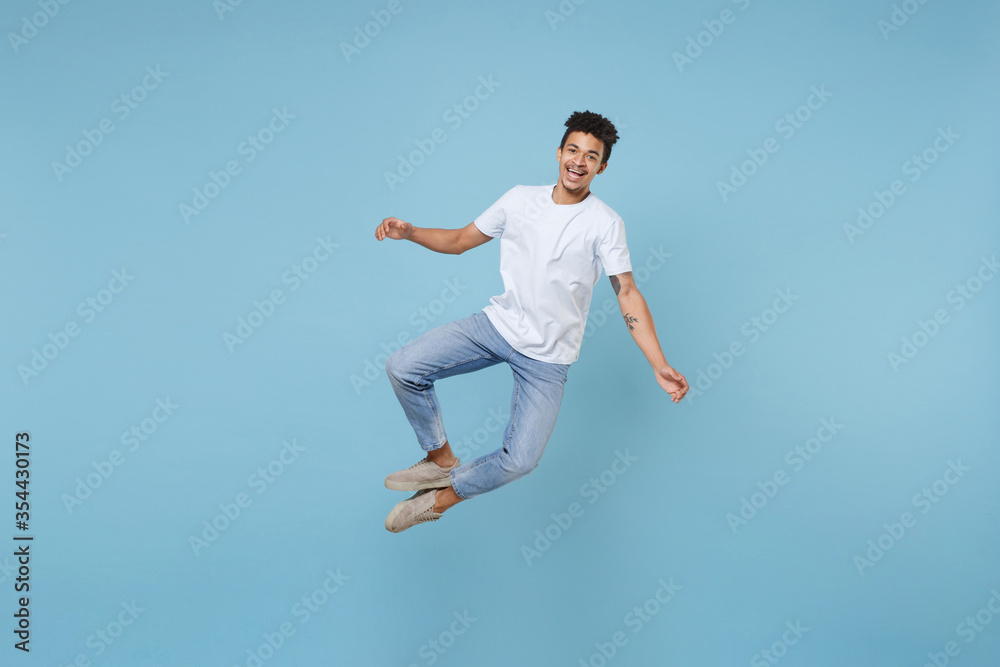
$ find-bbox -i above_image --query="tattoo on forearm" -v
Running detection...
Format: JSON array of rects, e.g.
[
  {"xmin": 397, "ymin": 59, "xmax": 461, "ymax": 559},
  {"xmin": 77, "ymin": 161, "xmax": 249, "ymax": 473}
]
[
  {"xmin": 623, "ymin": 312, "xmax": 638, "ymax": 331},
  {"xmin": 608, "ymin": 272, "xmax": 632, "ymax": 296}
]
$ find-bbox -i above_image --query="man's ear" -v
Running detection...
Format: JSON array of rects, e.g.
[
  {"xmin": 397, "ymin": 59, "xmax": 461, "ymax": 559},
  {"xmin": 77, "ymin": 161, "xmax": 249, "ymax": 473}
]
[{"xmin": 597, "ymin": 162, "xmax": 608, "ymax": 175}]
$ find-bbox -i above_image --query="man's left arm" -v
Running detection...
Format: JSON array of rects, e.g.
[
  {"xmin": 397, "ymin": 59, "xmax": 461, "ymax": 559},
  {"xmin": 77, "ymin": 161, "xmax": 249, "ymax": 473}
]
[{"xmin": 609, "ymin": 271, "xmax": 689, "ymax": 403}]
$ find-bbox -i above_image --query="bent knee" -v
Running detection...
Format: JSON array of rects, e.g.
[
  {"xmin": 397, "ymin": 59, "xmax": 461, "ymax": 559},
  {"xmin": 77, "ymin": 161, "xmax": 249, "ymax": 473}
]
[
  {"xmin": 384, "ymin": 349, "xmax": 408, "ymax": 382},
  {"xmin": 501, "ymin": 450, "xmax": 541, "ymax": 478}
]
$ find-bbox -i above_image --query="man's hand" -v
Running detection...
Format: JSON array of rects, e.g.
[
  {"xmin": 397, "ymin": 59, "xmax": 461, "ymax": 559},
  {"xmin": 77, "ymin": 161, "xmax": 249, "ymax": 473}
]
[
  {"xmin": 376, "ymin": 216, "xmax": 413, "ymax": 241},
  {"xmin": 654, "ymin": 364, "xmax": 689, "ymax": 403}
]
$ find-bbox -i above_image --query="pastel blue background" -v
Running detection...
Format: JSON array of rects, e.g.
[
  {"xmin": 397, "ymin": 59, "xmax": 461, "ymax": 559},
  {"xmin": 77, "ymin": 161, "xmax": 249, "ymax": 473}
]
[{"xmin": 2, "ymin": 0, "xmax": 998, "ymax": 665}]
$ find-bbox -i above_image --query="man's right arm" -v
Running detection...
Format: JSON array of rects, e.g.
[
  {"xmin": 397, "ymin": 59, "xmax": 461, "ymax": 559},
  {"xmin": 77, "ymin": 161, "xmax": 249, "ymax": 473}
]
[
  {"xmin": 411, "ymin": 221, "xmax": 494, "ymax": 255},
  {"xmin": 377, "ymin": 217, "xmax": 493, "ymax": 255}
]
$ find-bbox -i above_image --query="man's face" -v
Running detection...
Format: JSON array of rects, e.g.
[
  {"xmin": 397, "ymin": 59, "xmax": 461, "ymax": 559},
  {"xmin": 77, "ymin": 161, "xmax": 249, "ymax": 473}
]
[{"xmin": 556, "ymin": 131, "xmax": 607, "ymax": 194}]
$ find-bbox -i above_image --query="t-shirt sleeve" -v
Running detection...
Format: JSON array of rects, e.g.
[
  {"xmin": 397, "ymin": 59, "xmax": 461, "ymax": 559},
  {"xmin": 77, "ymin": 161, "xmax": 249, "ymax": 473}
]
[
  {"xmin": 597, "ymin": 217, "xmax": 632, "ymax": 276},
  {"xmin": 473, "ymin": 187, "xmax": 516, "ymax": 238}
]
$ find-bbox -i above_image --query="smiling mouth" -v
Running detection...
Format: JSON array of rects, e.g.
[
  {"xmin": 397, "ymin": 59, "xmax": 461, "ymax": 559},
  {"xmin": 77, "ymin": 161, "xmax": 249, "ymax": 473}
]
[{"xmin": 566, "ymin": 166, "xmax": 586, "ymax": 181}]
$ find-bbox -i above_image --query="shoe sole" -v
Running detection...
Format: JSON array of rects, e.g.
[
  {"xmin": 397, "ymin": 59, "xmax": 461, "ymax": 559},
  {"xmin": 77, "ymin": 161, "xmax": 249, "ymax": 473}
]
[{"xmin": 384, "ymin": 477, "xmax": 452, "ymax": 491}]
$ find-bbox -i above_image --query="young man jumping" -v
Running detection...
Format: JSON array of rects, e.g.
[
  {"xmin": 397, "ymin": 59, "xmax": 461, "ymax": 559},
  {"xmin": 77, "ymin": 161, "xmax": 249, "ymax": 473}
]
[{"xmin": 374, "ymin": 110, "xmax": 688, "ymax": 533}]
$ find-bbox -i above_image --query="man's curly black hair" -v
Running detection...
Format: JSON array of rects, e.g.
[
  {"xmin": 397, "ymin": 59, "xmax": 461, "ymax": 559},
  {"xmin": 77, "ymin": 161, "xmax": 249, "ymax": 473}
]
[{"xmin": 559, "ymin": 110, "xmax": 619, "ymax": 165}]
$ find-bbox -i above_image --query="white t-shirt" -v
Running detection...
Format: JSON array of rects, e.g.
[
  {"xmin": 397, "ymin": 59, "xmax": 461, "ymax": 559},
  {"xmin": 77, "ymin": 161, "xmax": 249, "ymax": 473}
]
[{"xmin": 473, "ymin": 184, "xmax": 633, "ymax": 365}]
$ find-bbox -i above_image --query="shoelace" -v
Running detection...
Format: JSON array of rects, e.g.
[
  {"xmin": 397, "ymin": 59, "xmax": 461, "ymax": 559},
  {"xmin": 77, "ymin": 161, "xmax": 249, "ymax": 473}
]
[{"xmin": 411, "ymin": 492, "xmax": 441, "ymax": 524}]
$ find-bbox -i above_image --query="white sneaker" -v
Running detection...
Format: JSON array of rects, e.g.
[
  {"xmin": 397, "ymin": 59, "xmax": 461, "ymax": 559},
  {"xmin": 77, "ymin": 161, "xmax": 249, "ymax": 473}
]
[
  {"xmin": 385, "ymin": 489, "xmax": 443, "ymax": 533},
  {"xmin": 385, "ymin": 457, "xmax": 460, "ymax": 491}
]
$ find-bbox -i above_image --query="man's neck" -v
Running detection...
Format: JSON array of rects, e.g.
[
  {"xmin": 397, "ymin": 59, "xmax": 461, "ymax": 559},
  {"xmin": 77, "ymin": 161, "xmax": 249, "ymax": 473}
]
[{"xmin": 551, "ymin": 183, "xmax": 591, "ymax": 206}]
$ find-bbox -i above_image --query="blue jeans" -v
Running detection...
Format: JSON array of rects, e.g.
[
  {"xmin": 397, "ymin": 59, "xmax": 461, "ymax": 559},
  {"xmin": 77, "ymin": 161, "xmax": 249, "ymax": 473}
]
[{"xmin": 385, "ymin": 311, "xmax": 571, "ymax": 500}]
